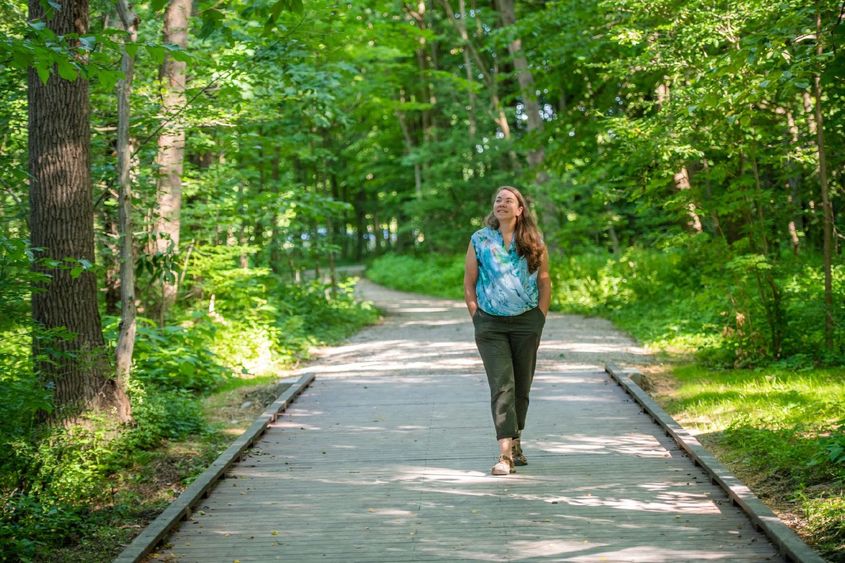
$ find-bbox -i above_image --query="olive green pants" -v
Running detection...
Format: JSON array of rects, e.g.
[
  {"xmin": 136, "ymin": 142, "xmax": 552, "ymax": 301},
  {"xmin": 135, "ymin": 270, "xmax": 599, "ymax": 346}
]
[{"xmin": 473, "ymin": 307, "xmax": 545, "ymax": 440}]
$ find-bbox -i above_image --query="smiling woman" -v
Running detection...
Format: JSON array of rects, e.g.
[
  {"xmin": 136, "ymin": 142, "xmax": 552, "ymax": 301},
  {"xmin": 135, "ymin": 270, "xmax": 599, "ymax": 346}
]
[{"xmin": 464, "ymin": 186, "xmax": 551, "ymax": 476}]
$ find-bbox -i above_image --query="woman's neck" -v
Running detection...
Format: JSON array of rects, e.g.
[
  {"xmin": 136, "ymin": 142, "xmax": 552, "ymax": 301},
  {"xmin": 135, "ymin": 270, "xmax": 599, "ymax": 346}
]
[
  {"xmin": 498, "ymin": 219, "xmax": 516, "ymax": 237},
  {"xmin": 498, "ymin": 220, "xmax": 516, "ymax": 245}
]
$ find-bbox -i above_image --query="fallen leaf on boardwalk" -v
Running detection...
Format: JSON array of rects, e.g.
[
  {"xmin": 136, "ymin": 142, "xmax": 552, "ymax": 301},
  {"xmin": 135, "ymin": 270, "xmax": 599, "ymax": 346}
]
[{"xmin": 272, "ymin": 530, "xmax": 279, "ymax": 536}]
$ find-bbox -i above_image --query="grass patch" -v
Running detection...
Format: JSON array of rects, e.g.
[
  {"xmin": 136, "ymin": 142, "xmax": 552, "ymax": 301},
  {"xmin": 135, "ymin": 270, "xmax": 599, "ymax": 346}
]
[
  {"xmin": 647, "ymin": 364, "xmax": 845, "ymax": 559},
  {"xmin": 367, "ymin": 253, "xmax": 463, "ymax": 300}
]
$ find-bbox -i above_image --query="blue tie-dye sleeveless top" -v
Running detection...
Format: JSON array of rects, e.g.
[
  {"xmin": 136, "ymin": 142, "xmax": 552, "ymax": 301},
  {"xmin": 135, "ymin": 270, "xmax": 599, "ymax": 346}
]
[{"xmin": 471, "ymin": 227, "xmax": 538, "ymax": 316}]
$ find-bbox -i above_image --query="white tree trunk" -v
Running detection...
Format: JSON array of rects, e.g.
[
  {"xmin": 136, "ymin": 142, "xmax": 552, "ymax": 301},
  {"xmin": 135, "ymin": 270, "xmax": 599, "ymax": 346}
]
[
  {"xmin": 154, "ymin": 0, "xmax": 191, "ymax": 318},
  {"xmin": 114, "ymin": 0, "xmax": 139, "ymax": 402}
]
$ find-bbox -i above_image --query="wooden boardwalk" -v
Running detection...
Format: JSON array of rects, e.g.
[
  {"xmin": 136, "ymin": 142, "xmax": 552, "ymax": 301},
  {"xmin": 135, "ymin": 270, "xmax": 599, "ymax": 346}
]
[{"xmin": 148, "ymin": 281, "xmax": 784, "ymax": 562}]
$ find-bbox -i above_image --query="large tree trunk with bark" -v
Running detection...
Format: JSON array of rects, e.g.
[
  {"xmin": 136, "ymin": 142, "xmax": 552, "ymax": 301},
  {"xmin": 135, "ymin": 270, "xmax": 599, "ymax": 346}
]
[
  {"xmin": 154, "ymin": 0, "xmax": 191, "ymax": 319},
  {"xmin": 28, "ymin": 0, "xmax": 130, "ymax": 421}
]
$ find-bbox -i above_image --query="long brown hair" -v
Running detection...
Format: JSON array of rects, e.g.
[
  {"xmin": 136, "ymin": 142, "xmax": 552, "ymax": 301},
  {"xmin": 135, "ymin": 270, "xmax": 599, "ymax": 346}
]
[{"xmin": 484, "ymin": 186, "xmax": 545, "ymax": 273}]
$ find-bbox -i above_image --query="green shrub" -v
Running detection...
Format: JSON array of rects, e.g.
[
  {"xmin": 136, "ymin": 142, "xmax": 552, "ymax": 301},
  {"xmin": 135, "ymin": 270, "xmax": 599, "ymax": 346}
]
[
  {"xmin": 367, "ymin": 253, "xmax": 464, "ymax": 300},
  {"xmin": 103, "ymin": 315, "xmax": 231, "ymax": 393}
]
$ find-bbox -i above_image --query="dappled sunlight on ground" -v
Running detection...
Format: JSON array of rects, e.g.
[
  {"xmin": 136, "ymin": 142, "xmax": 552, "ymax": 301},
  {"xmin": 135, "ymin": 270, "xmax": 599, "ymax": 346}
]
[{"xmin": 534, "ymin": 434, "xmax": 673, "ymax": 458}]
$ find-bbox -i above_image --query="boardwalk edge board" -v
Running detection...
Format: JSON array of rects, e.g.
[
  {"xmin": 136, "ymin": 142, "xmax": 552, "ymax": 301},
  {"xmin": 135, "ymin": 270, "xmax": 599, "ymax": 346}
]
[
  {"xmin": 605, "ymin": 363, "xmax": 825, "ymax": 563},
  {"xmin": 113, "ymin": 372, "xmax": 317, "ymax": 563}
]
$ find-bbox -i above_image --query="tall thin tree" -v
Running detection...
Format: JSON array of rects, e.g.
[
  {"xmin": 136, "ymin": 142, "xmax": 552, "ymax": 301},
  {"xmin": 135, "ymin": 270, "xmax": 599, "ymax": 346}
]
[
  {"xmin": 154, "ymin": 0, "xmax": 191, "ymax": 321},
  {"xmin": 114, "ymin": 0, "xmax": 140, "ymax": 401}
]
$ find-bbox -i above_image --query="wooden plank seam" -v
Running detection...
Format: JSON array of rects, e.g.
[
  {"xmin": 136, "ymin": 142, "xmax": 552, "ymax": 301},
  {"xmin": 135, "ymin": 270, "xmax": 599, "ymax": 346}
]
[
  {"xmin": 112, "ymin": 372, "xmax": 316, "ymax": 563},
  {"xmin": 604, "ymin": 363, "xmax": 825, "ymax": 563}
]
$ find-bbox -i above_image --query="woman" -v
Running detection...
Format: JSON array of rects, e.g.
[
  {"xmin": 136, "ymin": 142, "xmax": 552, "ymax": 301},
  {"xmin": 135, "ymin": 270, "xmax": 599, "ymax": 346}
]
[{"xmin": 464, "ymin": 186, "xmax": 550, "ymax": 476}]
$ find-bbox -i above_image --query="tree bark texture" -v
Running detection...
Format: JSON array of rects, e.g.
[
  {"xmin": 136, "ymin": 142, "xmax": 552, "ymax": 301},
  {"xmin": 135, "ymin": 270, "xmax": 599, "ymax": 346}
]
[
  {"xmin": 438, "ymin": 0, "xmax": 513, "ymax": 141},
  {"xmin": 28, "ymin": 0, "xmax": 129, "ymax": 420},
  {"xmin": 494, "ymin": 0, "xmax": 544, "ymax": 143},
  {"xmin": 114, "ymin": 0, "xmax": 139, "ymax": 417},
  {"xmin": 154, "ymin": 0, "xmax": 191, "ymax": 315}
]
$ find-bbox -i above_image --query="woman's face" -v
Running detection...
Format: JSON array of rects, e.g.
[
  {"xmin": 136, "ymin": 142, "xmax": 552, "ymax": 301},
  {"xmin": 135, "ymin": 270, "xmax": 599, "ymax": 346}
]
[{"xmin": 493, "ymin": 189, "xmax": 523, "ymax": 222}]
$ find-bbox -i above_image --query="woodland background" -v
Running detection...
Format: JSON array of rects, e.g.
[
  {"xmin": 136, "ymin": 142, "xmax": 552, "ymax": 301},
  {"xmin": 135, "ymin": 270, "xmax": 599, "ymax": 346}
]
[{"xmin": 1, "ymin": 0, "xmax": 844, "ymax": 560}]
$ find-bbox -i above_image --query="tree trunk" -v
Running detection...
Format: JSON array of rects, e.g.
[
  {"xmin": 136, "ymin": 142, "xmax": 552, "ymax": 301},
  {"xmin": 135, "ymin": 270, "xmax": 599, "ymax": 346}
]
[
  {"xmin": 494, "ymin": 0, "xmax": 557, "ymax": 237},
  {"xmin": 494, "ymin": 0, "xmax": 544, "ymax": 148},
  {"xmin": 355, "ymin": 189, "xmax": 366, "ymax": 261},
  {"xmin": 103, "ymin": 197, "xmax": 121, "ymax": 316},
  {"xmin": 814, "ymin": 2, "xmax": 833, "ymax": 351},
  {"xmin": 775, "ymin": 106, "xmax": 802, "ymax": 255},
  {"xmin": 269, "ymin": 146, "xmax": 283, "ymax": 275},
  {"xmin": 28, "ymin": 0, "xmax": 130, "ymax": 421},
  {"xmin": 114, "ymin": 0, "xmax": 139, "ymax": 413},
  {"xmin": 440, "ymin": 0, "xmax": 478, "ymax": 139},
  {"xmin": 154, "ymin": 0, "xmax": 191, "ymax": 318},
  {"xmin": 438, "ymin": 0, "xmax": 514, "ymax": 144},
  {"xmin": 673, "ymin": 167, "xmax": 703, "ymax": 233}
]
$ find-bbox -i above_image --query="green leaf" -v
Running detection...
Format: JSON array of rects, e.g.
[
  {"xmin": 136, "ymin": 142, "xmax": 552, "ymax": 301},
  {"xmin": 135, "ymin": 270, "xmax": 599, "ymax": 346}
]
[
  {"xmin": 12, "ymin": 50, "xmax": 34, "ymax": 70},
  {"xmin": 168, "ymin": 49, "xmax": 191, "ymax": 63},
  {"xmin": 178, "ymin": 361, "xmax": 195, "ymax": 377},
  {"xmin": 35, "ymin": 61, "xmax": 51, "ymax": 85},
  {"xmin": 94, "ymin": 69, "xmax": 124, "ymax": 91},
  {"xmin": 69, "ymin": 266, "xmax": 82, "ymax": 279},
  {"xmin": 198, "ymin": 8, "xmax": 225, "ymax": 38},
  {"xmin": 146, "ymin": 45, "xmax": 166, "ymax": 65},
  {"xmin": 151, "ymin": 0, "xmax": 168, "ymax": 12},
  {"xmin": 57, "ymin": 59, "xmax": 78, "ymax": 81}
]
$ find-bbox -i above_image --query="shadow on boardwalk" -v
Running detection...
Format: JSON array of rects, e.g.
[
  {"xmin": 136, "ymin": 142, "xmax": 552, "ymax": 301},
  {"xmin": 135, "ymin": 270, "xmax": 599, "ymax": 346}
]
[{"xmin": 148, "ymin": 279, "xmax": 782, "ymax": 562}]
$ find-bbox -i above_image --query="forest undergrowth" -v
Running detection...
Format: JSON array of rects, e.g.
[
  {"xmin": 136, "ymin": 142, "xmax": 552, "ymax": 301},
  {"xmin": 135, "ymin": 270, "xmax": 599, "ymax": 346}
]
[{"xmin": 0, "ymin": 250, "xmax": 379, "ymax": 562}]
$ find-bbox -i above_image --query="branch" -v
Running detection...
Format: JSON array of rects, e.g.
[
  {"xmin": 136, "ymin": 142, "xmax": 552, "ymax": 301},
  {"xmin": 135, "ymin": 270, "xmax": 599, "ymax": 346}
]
[
  {"xmin": 437, "ymin": 0, "xmax": 493, "ymax": 87},
  {"xmin": 131, "ymin": 15, "xmax": 308, "ymax": 159}
]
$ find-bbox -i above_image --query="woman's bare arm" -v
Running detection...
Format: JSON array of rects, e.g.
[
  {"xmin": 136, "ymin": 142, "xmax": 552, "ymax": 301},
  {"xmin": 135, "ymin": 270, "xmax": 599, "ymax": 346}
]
[
  {"xmin": 464, "ymin": 242, "xmax": 479, "ymax": 317},
  {"xmin": 537, "ymin": 248, "xmax": 551, "ymax": 316}
]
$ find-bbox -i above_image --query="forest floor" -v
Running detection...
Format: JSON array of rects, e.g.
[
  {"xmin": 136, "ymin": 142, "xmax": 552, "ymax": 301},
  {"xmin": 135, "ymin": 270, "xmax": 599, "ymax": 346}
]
[{"xmin": 48, "ymin": 378, "xmax": 295, "ymax": 563}]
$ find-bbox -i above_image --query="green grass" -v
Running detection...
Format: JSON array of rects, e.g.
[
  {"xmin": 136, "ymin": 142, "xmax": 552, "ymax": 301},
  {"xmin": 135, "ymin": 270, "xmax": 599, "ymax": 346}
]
[
  {"xmin": 367, "ymin": 254, "xmax": 463, "ymax": 300},
  {"xmin": 657, "ymin": 364, "xmax": 845, "ymax": 559}
]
